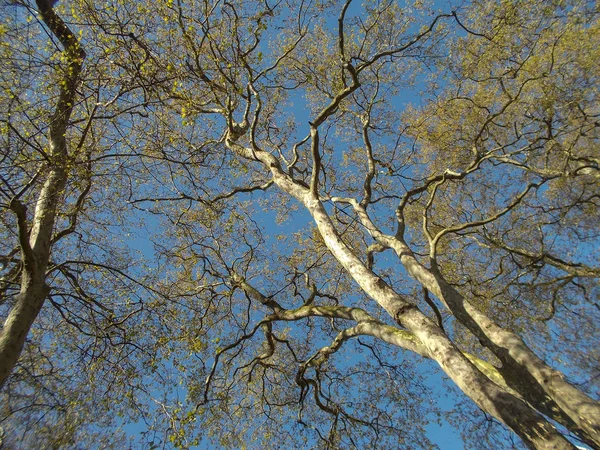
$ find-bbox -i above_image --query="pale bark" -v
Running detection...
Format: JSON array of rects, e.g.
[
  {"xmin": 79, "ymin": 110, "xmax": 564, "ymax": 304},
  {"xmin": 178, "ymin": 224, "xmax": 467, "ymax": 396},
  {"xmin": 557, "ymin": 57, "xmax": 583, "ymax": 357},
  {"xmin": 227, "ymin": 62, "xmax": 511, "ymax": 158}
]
[
  {"xmin": 344, "ymin": 200, "xmax": 600, "ymax": 447},
  {"xmin": 218, "ymin": 8, "xmax": 594, "ymax": 443},
  {"xmin": 236, "ymin": 278, "xmax": 520, "ymax": 399},
  {"xmin": 0, "ymin": 4, "xmax": 85, "ymax": 389},
  {"xmin": 303, "ymin": 196, "xmax": 574, "ymax": 450},
  {"xmin": 225, "ymin": 136, "xmax": 575, "ymax": 449},
  {"xmin": 393, "ymin": 238, "xmax": 599, "ymax": 447}
]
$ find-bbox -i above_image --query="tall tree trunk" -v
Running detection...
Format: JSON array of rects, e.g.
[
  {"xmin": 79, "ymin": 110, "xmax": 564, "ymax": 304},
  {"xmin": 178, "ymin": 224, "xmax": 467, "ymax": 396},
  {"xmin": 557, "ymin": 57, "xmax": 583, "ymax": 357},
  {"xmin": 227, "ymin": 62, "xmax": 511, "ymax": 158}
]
[
  {"xmin": 225, "ymin": 138, "xmax": 576, "ymax": 449},
  {"xmin": 0, "ymin": 3, "xmax": 85, "ymax": 389},
  {"xmin": 302, "ymin": 196, "xmax": 575, "ymax": 450},
  {"xmin": 341, "ymin": 200, "xmax": 600, "ymax": 447},
  {"xmin": 390, "ymin": 236, "xmax": 600, "ymax": 447}
]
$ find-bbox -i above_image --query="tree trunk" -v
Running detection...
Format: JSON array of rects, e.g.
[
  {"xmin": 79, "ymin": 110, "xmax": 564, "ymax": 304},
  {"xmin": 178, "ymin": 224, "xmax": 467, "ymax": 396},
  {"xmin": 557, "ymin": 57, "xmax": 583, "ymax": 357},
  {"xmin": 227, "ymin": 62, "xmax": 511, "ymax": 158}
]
[
  {"xmin": 301, "ymin": 196, "xmax": 575, "ymax": 450},
  {"xmin": 336, "ymin": 193, "xmax": 600, "ymax": 447},
  {"xmin": 0, "ymin": 4, "xmax": 84, "ymax": 389},
  {"xmin": 389, "ymin": 239, "xmax": 600, "ymax": 447},
  {"xmin": 0, "ymin": 278, "xmax": 49, "ymax": 387},
  {"xmin": 224, "ymin": 136, "xmax": 578, "ymax": 448}
]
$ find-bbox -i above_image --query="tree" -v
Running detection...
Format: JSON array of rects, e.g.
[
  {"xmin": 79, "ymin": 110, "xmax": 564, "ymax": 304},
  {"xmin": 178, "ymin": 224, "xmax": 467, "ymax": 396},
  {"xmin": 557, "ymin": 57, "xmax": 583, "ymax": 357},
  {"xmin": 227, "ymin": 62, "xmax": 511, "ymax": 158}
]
[
  {"xmin": 1, "ymin": 0, "xmax": 85, "ymax": 391},
  {"xmin": 1, "ymin": 0, "xmax": 598, "ymax": 448},
  {"xmin": 1, "ymin": 0, "xmax": 173, "ymax": 446}
]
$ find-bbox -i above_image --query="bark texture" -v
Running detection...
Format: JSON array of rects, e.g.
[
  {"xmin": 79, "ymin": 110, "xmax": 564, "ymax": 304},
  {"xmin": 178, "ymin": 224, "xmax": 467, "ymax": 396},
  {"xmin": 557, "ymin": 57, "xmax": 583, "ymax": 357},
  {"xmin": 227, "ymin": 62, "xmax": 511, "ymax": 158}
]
[
  {"xmin": 224, "ymin": 133, "xmax": 577, "ymax": 449},
  {"xmin": 0, "ymin": 4, "xmax": 85, "ymax": 389}
]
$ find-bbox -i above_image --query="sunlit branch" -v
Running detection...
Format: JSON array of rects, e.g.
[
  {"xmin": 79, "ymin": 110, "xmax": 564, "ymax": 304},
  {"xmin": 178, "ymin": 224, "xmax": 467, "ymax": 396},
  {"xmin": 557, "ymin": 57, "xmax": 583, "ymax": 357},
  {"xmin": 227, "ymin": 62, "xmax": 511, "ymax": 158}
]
[
  {"xmin": 331, "ymin": 186, "xmax": 597, "ymax": 442},
  {"xmin": 247, "ymin": 82, "xmax": 262, "ymax": 153},
  {"xmin": 231, "ymin": 273, "xmax": 283, "ymax": 312},
  {"xmin": 338, "ymin": 0, "xmax": 354, "ymax": 86},
  {"xmin": 286, "ymin": 135, "xmax": 310, "ymax": 174},
  {"xmin": 366, "ymin": 242, "xmax": 386, "ymax": 270},
  {"xmin": 421, "ymin": 175, "xmax": 446, "ymax": 244}
]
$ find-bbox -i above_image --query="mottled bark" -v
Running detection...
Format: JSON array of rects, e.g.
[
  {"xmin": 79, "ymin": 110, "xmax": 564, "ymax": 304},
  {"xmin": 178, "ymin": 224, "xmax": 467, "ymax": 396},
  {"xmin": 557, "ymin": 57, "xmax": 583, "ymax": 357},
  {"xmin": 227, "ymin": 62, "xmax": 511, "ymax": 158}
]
[
  {"xmin": 393, "ymin": 241, "xmax": 600, "ymax": 447},
  {"xmin": 0, "ymin": 4, "xmax": 85, "ymax": 389},
  {"xmin": 340, "ymin": 198, "xmax": 600, "ymax": 447},
  {"xmin": 225, "ymin": 137, "xmax": 575, "ymax": 449},
  {"xmin": 303, "ymin": 196, "xmax": 574, "ymax": 450}
]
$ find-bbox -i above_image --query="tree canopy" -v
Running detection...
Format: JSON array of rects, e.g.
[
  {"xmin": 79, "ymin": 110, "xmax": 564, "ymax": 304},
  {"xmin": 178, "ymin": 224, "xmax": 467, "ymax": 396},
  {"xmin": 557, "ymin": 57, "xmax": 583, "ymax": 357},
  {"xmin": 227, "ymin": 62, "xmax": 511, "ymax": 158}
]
[{"xmin": 0, "ymin": 0, "xmax": 598, "ymax": 448}]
